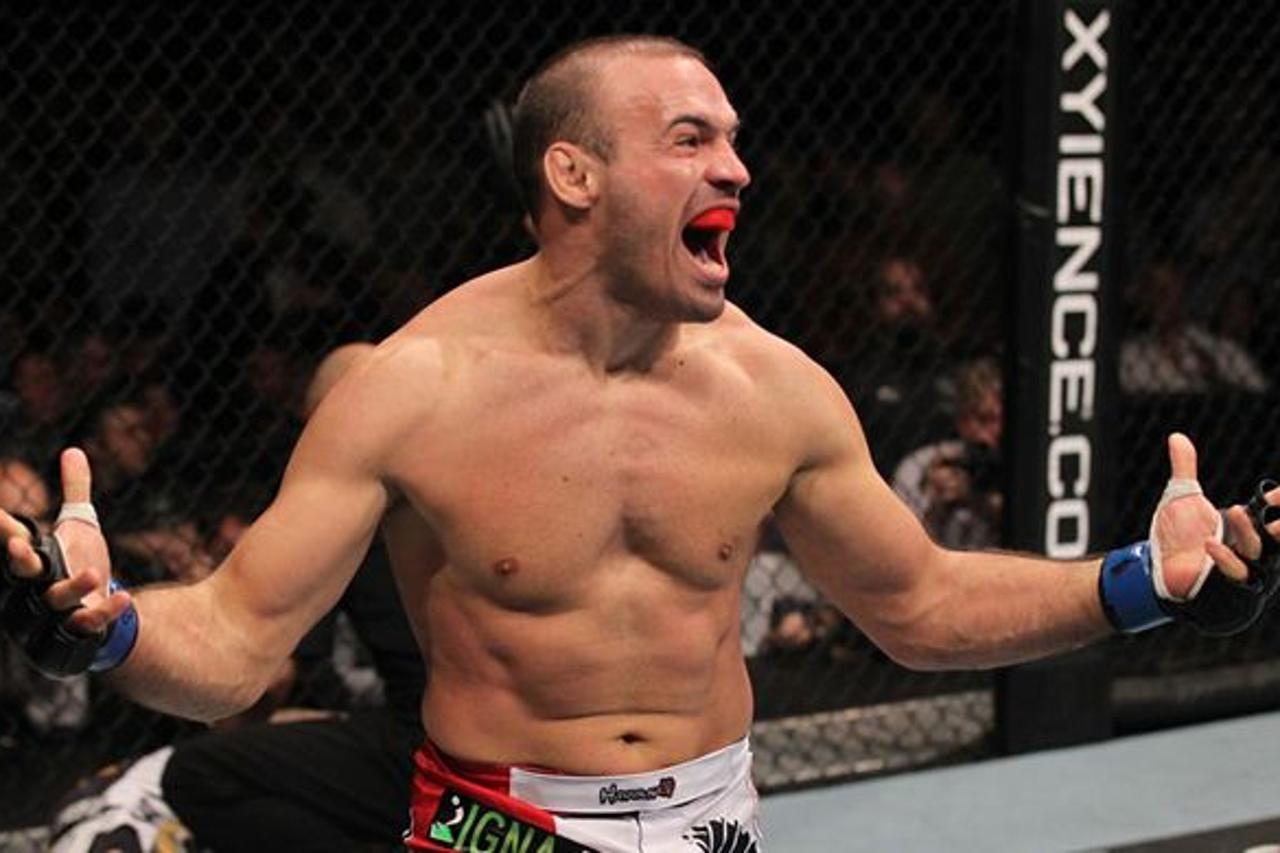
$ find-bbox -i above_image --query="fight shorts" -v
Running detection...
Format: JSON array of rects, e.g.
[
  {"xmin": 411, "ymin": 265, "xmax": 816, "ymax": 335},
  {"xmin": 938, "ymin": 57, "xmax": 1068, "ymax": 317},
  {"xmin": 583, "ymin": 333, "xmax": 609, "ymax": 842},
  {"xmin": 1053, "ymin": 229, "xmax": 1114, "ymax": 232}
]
[{"xmin": 404, "ymin": 737, "xmax": 762, "ymax": 852}]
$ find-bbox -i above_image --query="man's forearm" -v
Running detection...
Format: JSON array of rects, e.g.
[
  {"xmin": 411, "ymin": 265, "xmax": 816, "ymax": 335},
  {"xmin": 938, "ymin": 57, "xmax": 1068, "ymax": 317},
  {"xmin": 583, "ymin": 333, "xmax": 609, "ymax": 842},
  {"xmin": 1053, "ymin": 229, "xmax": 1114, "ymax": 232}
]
[
  {"xmin": 890, "ymin": 549, "xmax": 1112, "ymax": 671},
  {"xmin": 103, "ymin": 579, "xmax": 282, "ymax": 723}
]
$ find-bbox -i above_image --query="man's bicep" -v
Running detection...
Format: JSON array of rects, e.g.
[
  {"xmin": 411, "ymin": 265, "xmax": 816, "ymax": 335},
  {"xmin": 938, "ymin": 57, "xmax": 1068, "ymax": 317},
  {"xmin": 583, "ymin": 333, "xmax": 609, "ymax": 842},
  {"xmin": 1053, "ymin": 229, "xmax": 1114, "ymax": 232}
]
[
  {"xmin": 207, "ymin": 394, "xmax": 394, "ymax": 658},
  {"xmin": 773, "ymin": 419, "xmax": 939, "ymax": 638}
]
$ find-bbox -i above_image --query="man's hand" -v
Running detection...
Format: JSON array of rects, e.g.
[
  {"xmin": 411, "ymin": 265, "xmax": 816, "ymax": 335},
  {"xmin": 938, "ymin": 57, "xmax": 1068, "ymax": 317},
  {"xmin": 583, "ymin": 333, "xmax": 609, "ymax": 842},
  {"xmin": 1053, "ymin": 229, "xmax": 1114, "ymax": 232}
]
[
  {"xmin": 1154, "ymin": 432, "xmax": 1280, "ymax": 596},
  {"xmin": 1103, "ymin": 432, "xmax": 1280, "ymax": 636},
  {"xmin": 1, "ymin": 448, "xmax": 131, "ymax": 638},
  {"xmin": 1206, "ymin": 489, "xmax": 1280, "ymax": 593},
  {"xmin": 1152, "ymin": 433, "xmax": 1242, "ymax": 598}
]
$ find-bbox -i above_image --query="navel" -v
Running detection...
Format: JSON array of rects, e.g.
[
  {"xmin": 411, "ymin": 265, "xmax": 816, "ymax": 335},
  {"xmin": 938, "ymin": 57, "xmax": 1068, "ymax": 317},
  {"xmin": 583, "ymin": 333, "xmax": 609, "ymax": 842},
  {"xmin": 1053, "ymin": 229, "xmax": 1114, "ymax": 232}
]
[{"xmin": 493, "ymin": 557, "xmax": 520, "ymax": 577}]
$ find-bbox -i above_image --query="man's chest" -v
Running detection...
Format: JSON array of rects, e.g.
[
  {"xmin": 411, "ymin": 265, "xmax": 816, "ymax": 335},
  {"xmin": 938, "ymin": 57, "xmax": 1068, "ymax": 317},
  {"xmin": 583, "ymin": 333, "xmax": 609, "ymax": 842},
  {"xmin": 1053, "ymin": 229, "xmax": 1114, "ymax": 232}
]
[{"xmin": 393, "ymin": 369, "xmax": 796, "ymax": 597}]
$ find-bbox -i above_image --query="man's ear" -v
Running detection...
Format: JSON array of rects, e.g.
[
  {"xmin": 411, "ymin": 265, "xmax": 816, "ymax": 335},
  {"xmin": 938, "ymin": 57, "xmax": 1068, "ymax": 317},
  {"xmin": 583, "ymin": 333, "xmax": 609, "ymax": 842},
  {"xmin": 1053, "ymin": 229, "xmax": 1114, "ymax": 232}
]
[{"xmin": 542, "ymin": 142, "xmax": 601, "ymax": 213}]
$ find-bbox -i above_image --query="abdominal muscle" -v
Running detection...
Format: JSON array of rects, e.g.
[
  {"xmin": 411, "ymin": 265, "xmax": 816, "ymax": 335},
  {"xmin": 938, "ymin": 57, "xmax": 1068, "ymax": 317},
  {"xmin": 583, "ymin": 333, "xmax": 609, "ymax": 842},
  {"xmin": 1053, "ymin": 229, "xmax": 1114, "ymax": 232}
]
[{"xmin": 417, "ymin": 559, "xmax": 755, "ymax": 775}]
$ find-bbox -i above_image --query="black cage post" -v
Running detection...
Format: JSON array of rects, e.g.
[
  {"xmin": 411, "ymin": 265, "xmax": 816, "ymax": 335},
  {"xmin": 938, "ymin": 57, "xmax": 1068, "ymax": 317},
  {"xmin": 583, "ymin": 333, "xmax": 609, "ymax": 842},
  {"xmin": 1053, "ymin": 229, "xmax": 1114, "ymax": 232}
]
[{"xmin": 998, "ymin": 0, "xmax": 1127, "ymax": 754}]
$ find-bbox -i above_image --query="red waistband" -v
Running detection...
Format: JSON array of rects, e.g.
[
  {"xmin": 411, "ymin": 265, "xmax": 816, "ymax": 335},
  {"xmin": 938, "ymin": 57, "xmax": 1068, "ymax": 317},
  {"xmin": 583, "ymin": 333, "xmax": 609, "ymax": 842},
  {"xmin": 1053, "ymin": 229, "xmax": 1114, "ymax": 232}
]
[
  {"xmin": 407, "ymin": 740, "xmax": 575, "ymax": 851},
  {"xmin": 415, "ymin": 739, "xmax": 512, "ymax": 793}
]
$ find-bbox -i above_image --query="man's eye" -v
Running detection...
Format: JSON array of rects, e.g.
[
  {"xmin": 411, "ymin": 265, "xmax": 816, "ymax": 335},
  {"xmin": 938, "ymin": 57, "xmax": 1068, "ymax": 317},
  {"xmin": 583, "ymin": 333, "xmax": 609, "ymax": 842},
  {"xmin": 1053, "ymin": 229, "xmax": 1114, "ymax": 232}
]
[{"xmin": 676, "ymin": 136, "xmax": 699, "ymax": 148}]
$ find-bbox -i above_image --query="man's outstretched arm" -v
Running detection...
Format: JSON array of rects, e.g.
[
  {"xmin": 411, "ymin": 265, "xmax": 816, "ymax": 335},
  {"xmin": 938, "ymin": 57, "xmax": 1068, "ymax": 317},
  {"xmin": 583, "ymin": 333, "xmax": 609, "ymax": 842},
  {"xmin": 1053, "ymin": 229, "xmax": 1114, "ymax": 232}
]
[
  {"xmin": 0, "ymin": 342, "xmax": 421, "ymax": 721},
  {"xmin": 772, "ymin": 363, "xmax": 1272, "ymax": 671}
]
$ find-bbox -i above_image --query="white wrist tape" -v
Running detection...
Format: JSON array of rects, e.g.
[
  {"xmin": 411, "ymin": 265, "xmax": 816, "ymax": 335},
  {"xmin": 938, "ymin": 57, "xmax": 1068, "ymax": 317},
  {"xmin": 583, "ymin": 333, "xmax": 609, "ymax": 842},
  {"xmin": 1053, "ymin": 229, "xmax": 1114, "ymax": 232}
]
[
  {"xmin": 1148, "ymin": 477, "xmax": 1223, "ymax": 602},
  {"xmin": 56, "ymin": 501, "xmax": 100, "ymax": 530}
]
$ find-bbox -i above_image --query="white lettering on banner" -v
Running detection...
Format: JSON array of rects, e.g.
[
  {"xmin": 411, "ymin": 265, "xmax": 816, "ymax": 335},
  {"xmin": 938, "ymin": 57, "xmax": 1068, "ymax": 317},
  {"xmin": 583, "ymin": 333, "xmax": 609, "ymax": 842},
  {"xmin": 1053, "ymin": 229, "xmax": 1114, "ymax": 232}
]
[
  {"xmin": 1051, "ymin": 293, "xmax": 1097, "ymax": 359},
  {"xmin": 1054, "ymin": 227, "xmax": 1101, "ymax": 291},
  {"xmin": 1057, "ymin": 158, "xmax": 1104, "ymax": 223},
  {"xmin": 1047, "ymin": 499, "xmax": 1090, "ymax": 559},
  {"xmin": 1048, "ymin": 359, "xmax": 1095, "ymax": 435},
  {"xmin": 1048, "ymin": 435, "xmax": 1092, "ymax": 499},
  {"xmin": 1046, "ymin": 5, "xmax": 1108, "ymax": 558},
  {"xmin": 1062, "ymin": 9, "xmax": 1109, "ymax": 71}
]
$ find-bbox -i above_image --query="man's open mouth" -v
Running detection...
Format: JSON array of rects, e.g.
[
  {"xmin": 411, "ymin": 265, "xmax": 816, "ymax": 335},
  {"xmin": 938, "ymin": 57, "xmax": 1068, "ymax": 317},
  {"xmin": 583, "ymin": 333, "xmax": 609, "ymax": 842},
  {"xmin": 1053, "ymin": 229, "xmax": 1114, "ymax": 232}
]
[{"xmin": 680, "ymin": 208, "xmax": 736, "ymax": 275}]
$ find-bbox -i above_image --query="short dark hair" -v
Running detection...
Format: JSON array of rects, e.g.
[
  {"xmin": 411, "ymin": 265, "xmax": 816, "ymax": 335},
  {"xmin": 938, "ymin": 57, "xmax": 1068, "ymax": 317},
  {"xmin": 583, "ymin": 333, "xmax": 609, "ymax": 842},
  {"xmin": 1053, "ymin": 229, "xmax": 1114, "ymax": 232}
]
[{"xmin": 511, "ymin": 35, "xmax": 709, "ymax": 221}]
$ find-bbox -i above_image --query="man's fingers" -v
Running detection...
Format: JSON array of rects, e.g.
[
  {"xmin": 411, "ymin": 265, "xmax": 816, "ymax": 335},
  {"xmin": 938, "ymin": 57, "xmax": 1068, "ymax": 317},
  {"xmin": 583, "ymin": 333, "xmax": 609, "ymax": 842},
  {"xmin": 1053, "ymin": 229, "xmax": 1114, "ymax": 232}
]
[
  {"xmin": 63, "ymin": 590, "xmax": 131, "ymax": 636},
  {"xmin": 1206, "ymin": 538, "xmax": 1250, "ymax": 582},
  {"xmin": 43, "ymin": 568, "xmax": 101, "ymax": 611},
  {"xmin": 60, "ymin": 447, "xmax": 93, "ymax": 506},
  {"xmin": 1167, "ymin": 432, "xmax": 1199, "ymax": 482},
  {"xmin": 1225, "ymin": 505, "xmax": 1262, "ymax": 560},
  {"xmin": 6, "ymin": 536, "xmax": 44, "ymax": 579},
  {"xmin": 0, "ymin": 510, "xmax": 34, "ymax": 545}
]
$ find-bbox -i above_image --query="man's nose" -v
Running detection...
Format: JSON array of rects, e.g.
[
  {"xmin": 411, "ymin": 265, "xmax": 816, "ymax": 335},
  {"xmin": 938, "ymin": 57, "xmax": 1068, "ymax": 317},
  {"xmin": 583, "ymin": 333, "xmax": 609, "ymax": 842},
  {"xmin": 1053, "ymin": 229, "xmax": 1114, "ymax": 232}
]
[{"xmin": 709, "ymin": 141, "xmax": 751, "ymax": 193}]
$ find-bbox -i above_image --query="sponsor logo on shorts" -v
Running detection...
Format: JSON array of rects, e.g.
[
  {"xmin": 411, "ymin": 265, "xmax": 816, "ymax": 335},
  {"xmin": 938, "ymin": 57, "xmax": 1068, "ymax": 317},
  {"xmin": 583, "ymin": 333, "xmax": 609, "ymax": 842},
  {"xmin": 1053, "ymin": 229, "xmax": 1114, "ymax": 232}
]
[
  {"xmin": 426, "ymin": 788, "xmax": 597, "ymax": 852},
  {"xmin": 684, "ymin": 818, "xmax": 760, "ymax": 853},
  {"xmin": 597, "ymin": 776, "xmax": 677, "ymax": 806}
]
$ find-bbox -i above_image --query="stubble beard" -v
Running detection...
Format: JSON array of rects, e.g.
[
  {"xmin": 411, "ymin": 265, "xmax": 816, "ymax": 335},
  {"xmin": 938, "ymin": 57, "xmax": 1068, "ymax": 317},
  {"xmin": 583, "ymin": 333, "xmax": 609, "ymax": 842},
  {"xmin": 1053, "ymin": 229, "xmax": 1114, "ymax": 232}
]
[{"xmin": 600, "ymin": 200, "xmax": 724, "ymax": 325}]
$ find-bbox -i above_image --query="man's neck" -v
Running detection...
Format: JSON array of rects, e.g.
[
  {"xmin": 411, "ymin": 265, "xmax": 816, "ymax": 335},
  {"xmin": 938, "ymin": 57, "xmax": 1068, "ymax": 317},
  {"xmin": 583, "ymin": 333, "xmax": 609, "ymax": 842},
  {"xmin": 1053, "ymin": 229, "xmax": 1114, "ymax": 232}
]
[{"xmin": 524, "ymin": 253, "xmax": 680, "ymax": 376}]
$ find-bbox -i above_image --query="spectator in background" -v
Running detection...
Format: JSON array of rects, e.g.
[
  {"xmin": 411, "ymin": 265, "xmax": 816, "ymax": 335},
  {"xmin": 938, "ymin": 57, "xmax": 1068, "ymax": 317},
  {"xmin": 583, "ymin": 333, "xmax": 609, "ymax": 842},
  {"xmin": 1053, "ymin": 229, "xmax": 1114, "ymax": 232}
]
[
  {"xmin": 916, "ymin": 446, "xmax": 1001, "ymax": 550},
  {"xmin": 740, "ymin": 521, "xmax": 856, "ymax": 661},
  {"xmin": 72, "ymin": 390, "xmax": 215, "ymax": 584},
  {"xmin": 216, "ymin": 309, "xmax": 355, "ymax": 507},
  {"xmin": 0, "ymin": 453, "xmax": 52, "ymax": 530},
  {"xmin": 831, "ymin": 253, "xmax": 950, "ymax": 473},
  {"xmin": 77, "ymin": 394, "xmax": 154, "ymax": 504},
  {"xmin": 172, "ymin": 304, "xmax": 367, "ymax": 548},
  {"xmin": 1210, "ymin": 273, "xmax": 1274, "ymax": 371},
  {"xmin": 892, "ymin": 357, "xmax": 1003, "ymax": 549},
  {"xmin": 1, "ymin": 336, "xmax": 76, "ymax": 463},
  {"xmin": 138, "ymin": 373, "xmax": 184, "ymax": 454},
  {"xmin": 1120, "ymin": 257, "xmax": 1269, "ymax": 395},
  {"xmin": 757, "ymin": 598, "xmax": 848, "ymax": 659},
  {"xmin": 1183, "ymin": 149, "xmax": 1280, "ymax": 312},
  {"xmin": 886, "ymin": 87, "xmax": 1007, "ymax": 349},
  {"xmin": 68, "ymin": 320, "xmax": 120, "ymax": 403}
]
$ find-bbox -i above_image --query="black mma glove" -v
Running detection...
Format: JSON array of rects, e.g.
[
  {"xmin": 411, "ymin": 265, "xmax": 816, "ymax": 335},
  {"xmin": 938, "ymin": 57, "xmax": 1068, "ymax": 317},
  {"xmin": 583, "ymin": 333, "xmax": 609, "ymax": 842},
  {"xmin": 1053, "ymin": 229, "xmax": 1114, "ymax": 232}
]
[{"xmin": 0, "ymin": 515, "xmax": 138, "ymax": 678}]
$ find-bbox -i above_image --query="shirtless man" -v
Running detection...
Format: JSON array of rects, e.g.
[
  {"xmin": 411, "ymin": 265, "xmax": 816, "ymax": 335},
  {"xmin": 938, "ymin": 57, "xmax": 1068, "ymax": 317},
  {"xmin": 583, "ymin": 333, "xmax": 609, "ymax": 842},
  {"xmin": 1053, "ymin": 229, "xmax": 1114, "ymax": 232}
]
[{"xmin": 3, "ymin": 36, "xmax": 1278, "ymax": 852}]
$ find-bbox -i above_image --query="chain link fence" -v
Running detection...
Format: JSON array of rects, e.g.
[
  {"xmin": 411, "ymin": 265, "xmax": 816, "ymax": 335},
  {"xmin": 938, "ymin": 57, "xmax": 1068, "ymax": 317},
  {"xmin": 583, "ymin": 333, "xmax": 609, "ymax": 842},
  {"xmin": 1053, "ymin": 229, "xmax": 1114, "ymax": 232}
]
[
  {"xmin": 1, "ymin": 0, "xmax": 1278, "ymax": 840},
  {"xmin": 1107, "ymin": 1, "xmax": 1280, "ymax": 728}
]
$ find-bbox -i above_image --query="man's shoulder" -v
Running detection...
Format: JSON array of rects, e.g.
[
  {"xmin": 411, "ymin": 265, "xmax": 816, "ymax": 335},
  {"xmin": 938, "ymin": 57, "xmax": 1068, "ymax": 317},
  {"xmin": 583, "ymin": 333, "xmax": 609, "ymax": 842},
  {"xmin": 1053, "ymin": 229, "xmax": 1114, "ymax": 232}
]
[
  {"xmin": 696, "ymin": 304, "xmax": 859, "ymax": 464},
  {"xmin": 303, "ymin": 332, "xmax": 455, "ymax": 448},
  {"xmin": 356, "ymin": 272, "xmax": 535, "ymax": 412},
  {"xmin": 708, "ymin": 303, "xmax": 830, "ymax": 391},
  {"xmin": 393, "ymin": 268, "xmax": 524, "ymax": 351}
]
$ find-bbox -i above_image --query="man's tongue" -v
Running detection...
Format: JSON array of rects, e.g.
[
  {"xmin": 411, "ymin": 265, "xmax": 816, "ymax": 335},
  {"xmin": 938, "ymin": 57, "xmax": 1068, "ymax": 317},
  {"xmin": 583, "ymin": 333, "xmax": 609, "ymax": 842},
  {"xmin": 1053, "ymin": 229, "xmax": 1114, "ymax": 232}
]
[{"xmin": 688, "ymin": 208, "xmax": 736, "ymax": 231}]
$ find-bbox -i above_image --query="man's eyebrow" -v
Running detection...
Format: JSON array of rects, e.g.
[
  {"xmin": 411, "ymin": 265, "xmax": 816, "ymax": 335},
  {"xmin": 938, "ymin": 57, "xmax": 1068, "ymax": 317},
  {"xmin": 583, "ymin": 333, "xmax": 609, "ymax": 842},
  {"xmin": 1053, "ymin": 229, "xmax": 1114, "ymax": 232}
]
[{"xmin": 666, "ymin": 114, "xmax": 741, "ymax": 135}]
